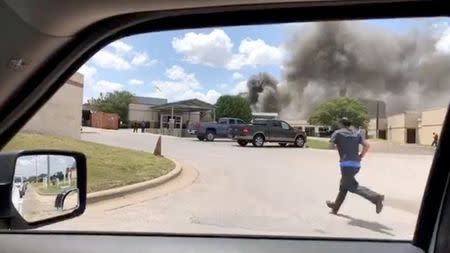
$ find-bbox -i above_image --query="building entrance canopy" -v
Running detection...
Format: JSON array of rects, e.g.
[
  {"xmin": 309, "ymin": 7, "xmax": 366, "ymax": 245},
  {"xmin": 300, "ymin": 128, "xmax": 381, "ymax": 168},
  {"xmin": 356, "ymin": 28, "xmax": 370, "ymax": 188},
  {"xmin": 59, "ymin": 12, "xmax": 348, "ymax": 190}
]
[
  {"xmin": 151, "ymin": 98, "xmax": 215, "ymax": 114},
  {"xmin": 151, "ymin": 99, "xmax": 216, "ymax": 130}
]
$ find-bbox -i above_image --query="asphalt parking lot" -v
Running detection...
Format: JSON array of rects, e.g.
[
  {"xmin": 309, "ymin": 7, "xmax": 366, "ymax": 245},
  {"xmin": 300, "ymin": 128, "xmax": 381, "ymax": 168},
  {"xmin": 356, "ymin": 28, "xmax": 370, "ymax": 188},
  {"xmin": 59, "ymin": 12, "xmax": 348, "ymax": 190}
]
[{"xmin": 48, "ymin": 130, "xmax": 433, "ymax": 239}]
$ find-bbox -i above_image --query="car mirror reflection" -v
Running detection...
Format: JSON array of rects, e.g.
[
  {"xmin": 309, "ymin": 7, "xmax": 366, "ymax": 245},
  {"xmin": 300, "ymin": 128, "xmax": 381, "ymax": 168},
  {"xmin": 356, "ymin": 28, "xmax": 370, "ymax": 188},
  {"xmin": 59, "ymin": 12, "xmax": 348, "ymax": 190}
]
[{"xmin": 12, "ymin": 154, "xmax": 80, "ymax": 223}]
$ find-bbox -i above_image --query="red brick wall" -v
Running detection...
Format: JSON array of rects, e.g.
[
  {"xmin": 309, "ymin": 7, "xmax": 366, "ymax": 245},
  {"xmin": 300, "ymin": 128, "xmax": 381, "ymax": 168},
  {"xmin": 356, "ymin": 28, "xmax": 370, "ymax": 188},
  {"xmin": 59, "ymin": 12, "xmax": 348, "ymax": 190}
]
[{"xmin": 91, "ymin": 112, "xmax": 119, "ymax": 129}]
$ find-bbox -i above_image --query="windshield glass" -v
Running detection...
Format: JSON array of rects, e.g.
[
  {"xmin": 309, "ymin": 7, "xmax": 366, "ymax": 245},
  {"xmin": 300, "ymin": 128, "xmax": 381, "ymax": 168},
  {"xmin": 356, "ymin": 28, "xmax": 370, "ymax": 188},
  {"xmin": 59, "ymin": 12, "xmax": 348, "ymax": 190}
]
[{"xmin": 3, "ymin": 17, "xmax": 450, "ymax": 240}]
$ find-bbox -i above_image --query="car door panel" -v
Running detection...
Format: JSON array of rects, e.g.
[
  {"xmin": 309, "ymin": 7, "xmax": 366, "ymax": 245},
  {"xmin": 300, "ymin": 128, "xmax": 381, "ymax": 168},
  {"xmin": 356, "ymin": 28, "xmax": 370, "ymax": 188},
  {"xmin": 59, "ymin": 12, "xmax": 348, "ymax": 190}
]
[
  {"xmin": 280, "ymin": 122, "xmax": 293, "ymax": 142},
  {"xmin": 269, "ymin": 121, "xmax": 284, "ymax": 142},
  {"xmin": 0, "ymin": 233, "xmax": 423, "ymax": 253}
]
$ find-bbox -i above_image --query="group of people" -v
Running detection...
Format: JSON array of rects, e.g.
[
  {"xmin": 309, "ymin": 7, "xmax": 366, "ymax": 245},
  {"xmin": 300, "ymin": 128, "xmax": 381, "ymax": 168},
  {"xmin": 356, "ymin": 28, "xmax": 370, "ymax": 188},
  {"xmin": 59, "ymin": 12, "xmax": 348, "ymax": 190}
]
[{"xmin": 132, "ymin": 121, "xmax": 146, "ymax": 133}]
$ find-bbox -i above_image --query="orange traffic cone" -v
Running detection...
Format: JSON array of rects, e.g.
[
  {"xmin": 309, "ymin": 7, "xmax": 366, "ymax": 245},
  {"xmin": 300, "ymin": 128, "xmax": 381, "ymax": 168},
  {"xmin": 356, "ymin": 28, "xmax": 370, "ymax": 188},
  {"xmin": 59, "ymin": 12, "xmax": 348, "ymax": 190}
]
[{"xmin": 153, "ymin": 136, "xmax": 162, "ymax": 156}]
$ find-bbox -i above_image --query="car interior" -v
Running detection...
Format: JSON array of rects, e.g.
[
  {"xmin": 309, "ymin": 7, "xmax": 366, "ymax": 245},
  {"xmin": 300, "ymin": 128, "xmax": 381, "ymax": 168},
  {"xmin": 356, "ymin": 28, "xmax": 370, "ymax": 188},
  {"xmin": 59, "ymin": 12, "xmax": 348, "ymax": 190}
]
[{"xmin": 1, "ymin": 0, "xmax": 450, "ymax": 252}]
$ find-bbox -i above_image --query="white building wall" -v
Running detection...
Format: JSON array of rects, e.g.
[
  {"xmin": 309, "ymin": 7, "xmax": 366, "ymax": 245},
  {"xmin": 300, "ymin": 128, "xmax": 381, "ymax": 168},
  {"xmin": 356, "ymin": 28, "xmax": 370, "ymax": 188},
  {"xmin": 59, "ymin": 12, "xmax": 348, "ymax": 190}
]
[
  {"xmin": 418, "ymin": 107, "xmax": 447, "ymax": 145},
  {"xmin": 405, "ymin": 112, "xmax": 420, "ymax": 128},
  {"xmin": 21, "ymin": 73, "xmax": 83, "ymax": 139},
  {"xmin": 128, "ymin": 103, "xmax": 159, "ymax": 122},
  {"xmin": 387, "ymin": 113, "xmax": 406, "ymax": 144},
  {"xmin": 387, "ymin": 112, "xmax": 420, "ymax": 144}
]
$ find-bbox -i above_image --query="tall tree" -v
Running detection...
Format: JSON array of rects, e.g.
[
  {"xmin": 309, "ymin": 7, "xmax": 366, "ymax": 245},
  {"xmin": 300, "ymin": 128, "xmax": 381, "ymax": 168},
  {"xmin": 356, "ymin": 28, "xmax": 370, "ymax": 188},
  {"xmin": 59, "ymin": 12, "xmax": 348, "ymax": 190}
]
[
  {"xmin": 88, "ymin": 91, "xmax": 134, "ymax": 122},
  {"xmin": 308, "ymin": 97, "xmax": 369, "ymax": 129},
  {"xmin": 215, "ymin": 95, "xmax": 252, "ymax": 122}
]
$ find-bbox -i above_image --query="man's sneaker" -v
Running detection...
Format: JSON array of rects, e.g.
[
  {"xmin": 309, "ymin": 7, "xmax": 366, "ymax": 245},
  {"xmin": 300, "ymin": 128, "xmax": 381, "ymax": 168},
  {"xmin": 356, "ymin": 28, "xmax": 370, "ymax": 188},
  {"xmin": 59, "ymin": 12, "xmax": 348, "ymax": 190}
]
[
  {"xmin": 326, "ymin": 200, "xmax": 338, "ymax": 214},
  {"xmin": 375, "ymin": 195, "xmax": 384, "ymax": 214}
]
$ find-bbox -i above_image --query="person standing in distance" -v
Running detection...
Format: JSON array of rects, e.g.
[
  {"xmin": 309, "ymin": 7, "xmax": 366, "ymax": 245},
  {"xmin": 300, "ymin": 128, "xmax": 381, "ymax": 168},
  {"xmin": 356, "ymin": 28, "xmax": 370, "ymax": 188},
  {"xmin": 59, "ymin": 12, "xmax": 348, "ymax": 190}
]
[
  {"xmin": 431, "ymin": 132, "xmax": 439, "ymax": 147},
  {"xmin": 326, "ymin": 117, "xmax": 384, "ymax": 214}
]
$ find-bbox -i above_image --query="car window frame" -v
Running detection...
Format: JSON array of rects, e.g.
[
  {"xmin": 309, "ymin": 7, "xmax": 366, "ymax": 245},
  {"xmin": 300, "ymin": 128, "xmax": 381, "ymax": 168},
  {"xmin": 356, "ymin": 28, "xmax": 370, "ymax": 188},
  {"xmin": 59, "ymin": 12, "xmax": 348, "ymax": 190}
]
[
  {"xmin": 272, "ymin": 121, "xmax": 281, "ymax": 128},
  {"xmin": 0, "ymin": 2, "xmax": 449, "ymax": 252}
]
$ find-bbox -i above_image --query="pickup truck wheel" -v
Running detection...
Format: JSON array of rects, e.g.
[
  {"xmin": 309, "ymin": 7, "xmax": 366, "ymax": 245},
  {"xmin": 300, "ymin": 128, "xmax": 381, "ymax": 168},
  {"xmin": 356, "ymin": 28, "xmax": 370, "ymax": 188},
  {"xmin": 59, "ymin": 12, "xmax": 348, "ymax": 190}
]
[
  {"xmin": 278, "ymin": 143, "xmax": 287, "ymax": 147},
  {"xmin": 252, "ymin": 134, "xmax": 265, "ymax": 147},
  {"xmin": 206, "ymin": 131, "xmax": 215, "ymax": 141},
  {"xmin": 238, "ymin": 140, "xmax": 248, "ymax": 146},
  {"xmin": 295, "ymin": 136, "xmax": 305, "ymax": 147}
]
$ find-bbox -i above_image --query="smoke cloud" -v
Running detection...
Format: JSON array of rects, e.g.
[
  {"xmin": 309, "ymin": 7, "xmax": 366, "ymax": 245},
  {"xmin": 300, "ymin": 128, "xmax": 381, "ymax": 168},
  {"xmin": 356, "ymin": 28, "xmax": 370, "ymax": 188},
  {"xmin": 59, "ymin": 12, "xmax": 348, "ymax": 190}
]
[
  {"xmin": 246, "ymin": 21, "xmax": 450, "ymax": 119},
  {"xmin": 247, "ymin": 72, "xmax": 280, "ymax": 112}
]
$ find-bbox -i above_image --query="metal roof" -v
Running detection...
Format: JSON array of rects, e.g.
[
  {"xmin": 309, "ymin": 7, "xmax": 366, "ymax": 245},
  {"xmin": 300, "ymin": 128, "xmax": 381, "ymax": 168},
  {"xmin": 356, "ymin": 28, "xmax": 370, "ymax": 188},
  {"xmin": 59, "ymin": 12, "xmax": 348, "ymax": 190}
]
[
  {"xmin": 132, "ymin": 96, "xmax": 167, "ymax": 105},
  {"xmin": 151, "ymin": 98, "xmax": 215, "ymax": 112}
]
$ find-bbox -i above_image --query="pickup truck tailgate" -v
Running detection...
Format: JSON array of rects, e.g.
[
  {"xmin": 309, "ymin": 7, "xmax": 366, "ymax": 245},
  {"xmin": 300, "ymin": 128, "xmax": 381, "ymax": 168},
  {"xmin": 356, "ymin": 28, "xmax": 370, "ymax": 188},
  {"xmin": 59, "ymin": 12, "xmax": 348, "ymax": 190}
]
[{"xmin": 229, "ymin": 125, "xmax": 246, "ymax": 138}]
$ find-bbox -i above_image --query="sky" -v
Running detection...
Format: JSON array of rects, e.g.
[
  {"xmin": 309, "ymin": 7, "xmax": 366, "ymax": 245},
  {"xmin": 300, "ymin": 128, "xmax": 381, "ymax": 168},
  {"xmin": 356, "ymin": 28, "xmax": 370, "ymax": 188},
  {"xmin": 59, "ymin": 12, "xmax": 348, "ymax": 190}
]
[
  {"xmin": 78, "ymin": 17, "xmax": 450, "ymax": 104},
  {"xmin": 15, "ymin": 155, "xmax": 75, "ymax": 178}
]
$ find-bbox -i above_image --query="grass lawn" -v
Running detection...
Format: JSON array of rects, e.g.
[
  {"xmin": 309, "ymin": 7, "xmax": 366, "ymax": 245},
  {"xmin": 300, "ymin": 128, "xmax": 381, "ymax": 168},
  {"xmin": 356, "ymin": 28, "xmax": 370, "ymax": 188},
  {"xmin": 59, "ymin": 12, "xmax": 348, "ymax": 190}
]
[
  {"xmin": 306, "ymin": 139, "xmax": 330, "ymax": 149},
  {"xmin": 3, "ymin": 133, "xmax": 175, "ymax": 193}
]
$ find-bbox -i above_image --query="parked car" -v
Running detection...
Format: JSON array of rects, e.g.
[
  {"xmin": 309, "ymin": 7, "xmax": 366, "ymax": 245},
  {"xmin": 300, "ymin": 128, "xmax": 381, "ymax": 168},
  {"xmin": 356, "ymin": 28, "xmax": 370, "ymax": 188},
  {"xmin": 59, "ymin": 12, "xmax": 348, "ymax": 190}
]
[
  {"xmin": 230, "ymin": 119, "xmax": 307, "ymax": 147},
  {"xmin": 196, "ymin": 117, "xmax": 245, "ymax": 141},
  {"xmin": 13, "ymin": 176, "xmax": 27, "ymax": 198}
]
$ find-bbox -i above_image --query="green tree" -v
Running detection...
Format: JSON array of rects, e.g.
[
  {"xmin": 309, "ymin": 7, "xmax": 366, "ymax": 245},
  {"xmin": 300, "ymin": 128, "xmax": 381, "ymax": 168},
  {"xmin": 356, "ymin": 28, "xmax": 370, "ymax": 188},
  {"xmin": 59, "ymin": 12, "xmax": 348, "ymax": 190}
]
[
  {"xmin": 215, "ymin": 95, "xmax": 252, "ymax": 122},
  {"xmin": 88, "ymin": 91, "xmax": 134, "ymax": 122},
  {"xmin": 308, "ymin": 97, "xmax": 369, "ymax": 129}
]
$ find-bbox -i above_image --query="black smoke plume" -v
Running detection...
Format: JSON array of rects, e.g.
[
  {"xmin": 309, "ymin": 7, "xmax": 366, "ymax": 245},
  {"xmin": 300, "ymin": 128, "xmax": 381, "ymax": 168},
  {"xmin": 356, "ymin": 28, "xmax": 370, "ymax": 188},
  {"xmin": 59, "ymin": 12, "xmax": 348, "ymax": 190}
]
[
  {"xmin": 247, "ymin": 72, "xmax": 280, "ymax": 112},
  {"xmin": 246, "ymin": 21, "xmax": 450, "ymax": 119}
]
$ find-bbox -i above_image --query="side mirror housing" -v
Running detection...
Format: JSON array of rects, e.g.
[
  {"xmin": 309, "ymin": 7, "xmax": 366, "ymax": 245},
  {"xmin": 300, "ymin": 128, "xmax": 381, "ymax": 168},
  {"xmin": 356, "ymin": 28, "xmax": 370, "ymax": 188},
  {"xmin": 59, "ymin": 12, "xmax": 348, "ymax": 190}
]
[{"xmin": 0, "ymin": 150, "xmax": 86, "ymax": 229}]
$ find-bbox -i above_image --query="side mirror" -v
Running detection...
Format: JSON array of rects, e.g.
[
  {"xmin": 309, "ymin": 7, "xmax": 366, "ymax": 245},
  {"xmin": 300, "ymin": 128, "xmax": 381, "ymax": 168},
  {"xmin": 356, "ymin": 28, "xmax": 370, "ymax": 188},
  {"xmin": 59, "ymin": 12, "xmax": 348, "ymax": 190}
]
[{"xmin": 0, "ymin": 150, "xmax": 86, "ymax": 229}]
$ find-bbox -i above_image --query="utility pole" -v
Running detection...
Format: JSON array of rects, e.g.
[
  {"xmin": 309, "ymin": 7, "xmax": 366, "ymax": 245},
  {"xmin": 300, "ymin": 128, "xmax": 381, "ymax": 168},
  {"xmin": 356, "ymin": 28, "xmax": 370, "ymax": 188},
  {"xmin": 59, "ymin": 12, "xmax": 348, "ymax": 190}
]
[
  {"xmin": 376, "ymin": 101, "xmax": 379, "ymax": 139},
  {"xmin": 47, "ymin": 155, "xmax": 50, "ymax": 188},
  {"xmin": 35, "ymin": 156, "xmax": 38, "ymax": 183}
]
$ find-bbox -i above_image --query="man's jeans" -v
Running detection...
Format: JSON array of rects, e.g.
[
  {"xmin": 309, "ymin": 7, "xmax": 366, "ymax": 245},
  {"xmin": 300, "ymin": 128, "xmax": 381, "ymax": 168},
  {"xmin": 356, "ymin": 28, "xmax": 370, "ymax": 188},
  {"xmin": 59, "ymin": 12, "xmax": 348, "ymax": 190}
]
[{"xmin": 339, "ymin": 167, "xmax": 380, "ymax": 203}]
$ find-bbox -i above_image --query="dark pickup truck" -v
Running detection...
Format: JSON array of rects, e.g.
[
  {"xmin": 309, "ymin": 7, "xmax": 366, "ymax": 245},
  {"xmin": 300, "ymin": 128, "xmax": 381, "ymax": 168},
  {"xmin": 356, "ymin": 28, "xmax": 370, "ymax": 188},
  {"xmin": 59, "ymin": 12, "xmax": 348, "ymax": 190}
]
[
  {"xmin": 230, "ymin": 119, "xmax": 307, "ymax": 147},
  {"xmin": 196, "ymin": 117, "xmax": 245, "ymax": 141}
]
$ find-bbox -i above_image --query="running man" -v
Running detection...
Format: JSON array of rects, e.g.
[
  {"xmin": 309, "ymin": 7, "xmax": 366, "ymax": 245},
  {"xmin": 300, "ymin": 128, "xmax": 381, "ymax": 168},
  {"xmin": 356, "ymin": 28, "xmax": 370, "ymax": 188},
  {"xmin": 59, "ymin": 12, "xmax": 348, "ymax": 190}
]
[{"xmin": 326, "ymin": 117, "xmax": 384, "ymax": 215}]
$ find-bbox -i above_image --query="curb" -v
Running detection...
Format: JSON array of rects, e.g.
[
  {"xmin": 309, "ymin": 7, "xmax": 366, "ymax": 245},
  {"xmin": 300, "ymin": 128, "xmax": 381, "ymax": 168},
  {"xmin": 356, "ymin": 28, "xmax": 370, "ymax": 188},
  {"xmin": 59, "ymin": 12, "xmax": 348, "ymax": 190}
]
[
  {"xmin": 86, "ymin": 159, "xmax": 182, "ymax": 204},
  {"xmin": 32, "ymin": 185, "xmax": 76, "ymax": 196}
]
